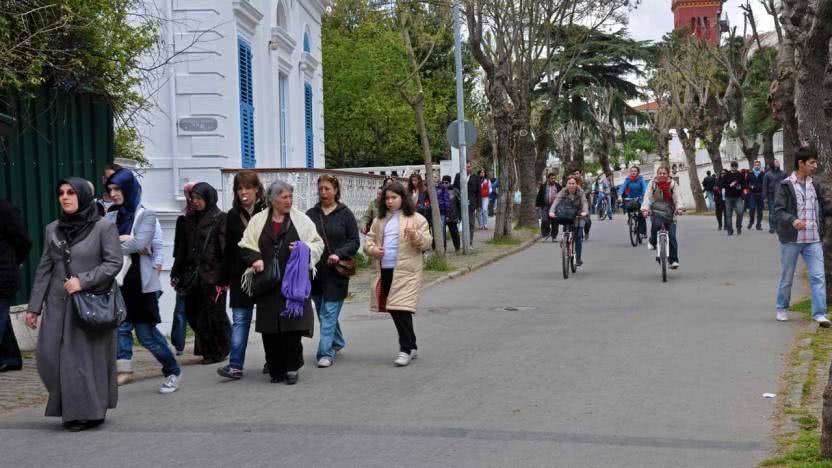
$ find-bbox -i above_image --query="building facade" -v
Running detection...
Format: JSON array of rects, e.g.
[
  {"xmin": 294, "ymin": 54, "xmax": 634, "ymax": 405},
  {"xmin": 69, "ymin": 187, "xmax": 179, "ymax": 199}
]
[
  {"xmin": 671, "ymin": 0, "xmax": 724, "ymax": 45},
  {"xmin": 137, "ymin": 0, "xmax": 326, "ymax": 218}
]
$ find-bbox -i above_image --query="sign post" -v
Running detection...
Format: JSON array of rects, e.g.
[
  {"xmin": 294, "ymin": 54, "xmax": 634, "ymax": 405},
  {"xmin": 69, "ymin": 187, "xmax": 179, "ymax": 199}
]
[{"xmin": 453, "ymin": 0, "xmax": 471, "ymax": 254}]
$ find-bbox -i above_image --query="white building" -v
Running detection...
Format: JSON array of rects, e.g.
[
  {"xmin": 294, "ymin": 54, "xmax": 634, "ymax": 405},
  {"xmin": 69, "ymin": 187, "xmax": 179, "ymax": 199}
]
[{"xmin": 137, "ymin": 0, "xmax": 326, "ymax": 219}]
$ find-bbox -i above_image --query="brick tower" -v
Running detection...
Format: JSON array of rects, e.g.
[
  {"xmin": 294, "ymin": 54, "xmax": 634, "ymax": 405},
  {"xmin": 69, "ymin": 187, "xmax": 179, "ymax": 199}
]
[{"xmin": 672, "ymin": 0, "xmax": 724, "ymax": 45}]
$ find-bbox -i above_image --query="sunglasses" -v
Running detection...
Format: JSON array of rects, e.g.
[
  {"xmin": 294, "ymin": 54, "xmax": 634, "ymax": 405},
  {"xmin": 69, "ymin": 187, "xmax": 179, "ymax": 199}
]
[{"xmin": 58, "ymin": 189, "xmax": 76, "ymax": 197}]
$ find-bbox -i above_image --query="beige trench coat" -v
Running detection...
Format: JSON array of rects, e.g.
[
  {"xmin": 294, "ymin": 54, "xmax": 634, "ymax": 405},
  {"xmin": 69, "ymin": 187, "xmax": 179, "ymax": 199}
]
[{"xmin": 365, "ymin": 212, "xmax": 432, "ymax": 313}]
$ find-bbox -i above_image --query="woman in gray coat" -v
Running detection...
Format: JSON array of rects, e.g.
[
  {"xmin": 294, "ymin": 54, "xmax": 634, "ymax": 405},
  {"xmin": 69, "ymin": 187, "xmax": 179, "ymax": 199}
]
[{"xmin": 25, "ymin": 178, "xmax": 123, "ymax": 431}]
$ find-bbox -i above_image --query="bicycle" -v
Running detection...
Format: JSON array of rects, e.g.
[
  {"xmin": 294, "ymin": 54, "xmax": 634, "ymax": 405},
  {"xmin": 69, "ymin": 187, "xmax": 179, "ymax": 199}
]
[
  {"xmin": 622, "ymin": 198, "xmax": 643, "ymax": 247},
  {"xmin": 558, "ymin": 215, "xmax": 584, "ymax": 279},
  {"xmin": 596, "ymin": 194, "xmax": 609, "ymax": 221},
  {"xmin": 643, "ymin": 208, "xmax": 682, "ymax": 283}
]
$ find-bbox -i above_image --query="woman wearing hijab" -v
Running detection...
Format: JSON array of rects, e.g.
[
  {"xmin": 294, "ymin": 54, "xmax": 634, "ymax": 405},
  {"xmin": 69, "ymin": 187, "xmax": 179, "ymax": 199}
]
[
  {"xmin": 106, "ymin": 169, "xmax": 181, "ymax": 394},
  {"xmin": 217, "ymin": 171, "xmax": 267, "ymax": 380},
  {"xmin": 25, "ymin": 178, "xmax": 123, "ymax": 431},
  {"xmin": 238, "ymin": 180, "xmax": 323, "ymax": 385},
  {"xmin": 171, "ymin": 182, "xmax": 231, "ymax": 365},
  {"xmin": 169, "ymin": 182, "xmax": 196, "ymax": 356}
]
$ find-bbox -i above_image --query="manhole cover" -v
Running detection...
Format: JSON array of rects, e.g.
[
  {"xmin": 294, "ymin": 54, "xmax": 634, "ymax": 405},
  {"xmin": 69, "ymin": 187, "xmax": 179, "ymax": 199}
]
[{"xmin": 499, "ymin": 306, "xmax": 537, "ymax": 312}]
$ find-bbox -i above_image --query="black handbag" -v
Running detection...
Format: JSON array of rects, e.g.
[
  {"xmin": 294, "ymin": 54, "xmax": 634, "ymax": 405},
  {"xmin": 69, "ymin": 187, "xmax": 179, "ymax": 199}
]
[
  {"xmin": 554, "ymin": 200, "xmax": 579, "ymax": 221},
  {"xmin": 58, "ymin": 234, "xmax": 126, "ymax": 333},
  {"xmin": 247, "ymin": 218, "xmax": 291, "ymax": 298},
  {"xmin": 175, "ymin": 213, "xmax": 218, "ymax": 294}
]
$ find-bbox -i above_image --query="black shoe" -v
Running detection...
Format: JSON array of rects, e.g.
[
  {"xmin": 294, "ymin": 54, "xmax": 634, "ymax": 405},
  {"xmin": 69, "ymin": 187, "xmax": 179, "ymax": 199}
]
[
  {"xmin": 737, "ymin": 228, "xmax": 742, "ymax": 235},
  {"xmin": 263, "ymin": 363, "xmax": 269, "ymax": 374},
  {"xmin": 769, "ymin": 229, "xmax": 775, "ymax": 234},
  {"xmin": 201, "ymin": 357, "xmax": 222, "ymax": 365},
  {"xmin": 576, "ymin": 259, "xmax": 583, "ymax": 266},
  {"xmin": 0, "ymin": 363, "xmax": 22, "ymax": 372},
  {"xmin": 727, "ymin": 231, "xmax": 734, "ymax": 236},
  {"xmin": 64, "ymin": 419, "xmax": 103, "ymax": 432},
  {"xmin": 270, "ymin": 375, "xmax": 285, "ymax": 383},
  {"xmin": 756, "ymin": 226, "xmax": 763, "ymax": 230},
  {"xmin": 217, "ymin": 365, "xmax": 243, "ymax": 380},
  {"xmin": 285, "ymin": 372, "xmax": 299, "ymax": 385}
]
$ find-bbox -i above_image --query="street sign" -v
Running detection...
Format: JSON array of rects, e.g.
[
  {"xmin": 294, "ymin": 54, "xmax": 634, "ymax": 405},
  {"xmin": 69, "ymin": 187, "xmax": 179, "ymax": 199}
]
[
  {"xmin": 179, "ymin": 117, "xmax": 218, "ymax": 132},
  {"xmin": 446, "ymin": 120, "xmax": 477, "ymax": 148}
]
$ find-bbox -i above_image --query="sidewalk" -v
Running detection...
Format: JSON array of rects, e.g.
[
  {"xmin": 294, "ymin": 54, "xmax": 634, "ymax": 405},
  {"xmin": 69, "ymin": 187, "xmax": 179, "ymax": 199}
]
[{"xmin": 0, "ymin": 219, "xmax": 536, "ymax": 416}]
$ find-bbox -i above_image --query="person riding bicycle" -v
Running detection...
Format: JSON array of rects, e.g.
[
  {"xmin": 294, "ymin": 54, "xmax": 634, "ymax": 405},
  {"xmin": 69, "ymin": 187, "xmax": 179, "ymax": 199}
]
[
  {"xmin": 548, "ymin": 176, "xmax": 589, "ymax": 266},
  {"xmin": 618, "ymin": 166, "xmax": 648, "ymax": 239},
  {"xmin": 594, "ymin": 173, "xmax": 613, "ymax": 220},
  {"xmin": 570, "ymin": 170, "xmax": 592, "ymax": 239},
  {"xmin": 641, "ymin": 166, "xmax": 684, "ymax": 269}
]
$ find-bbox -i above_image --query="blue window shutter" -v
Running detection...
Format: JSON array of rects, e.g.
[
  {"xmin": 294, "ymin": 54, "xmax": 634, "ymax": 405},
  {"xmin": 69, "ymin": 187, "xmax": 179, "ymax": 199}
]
[
  {"xmin": 238, "ymin": 38, "xmax": 255, "ymax": 169},
  {"xmin": 304, "ymin": 82, "xmax": 314, "ymax": 168},
  {"xmin": 303, "ymin": 32, "xmax": 311, "ymax": 53}
]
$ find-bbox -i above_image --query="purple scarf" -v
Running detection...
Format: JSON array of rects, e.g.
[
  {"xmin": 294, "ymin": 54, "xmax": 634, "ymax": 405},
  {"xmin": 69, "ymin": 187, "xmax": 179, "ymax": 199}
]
[{"xmin": 281, "ymin": 241, "xmax": 311, "ymax": 319}]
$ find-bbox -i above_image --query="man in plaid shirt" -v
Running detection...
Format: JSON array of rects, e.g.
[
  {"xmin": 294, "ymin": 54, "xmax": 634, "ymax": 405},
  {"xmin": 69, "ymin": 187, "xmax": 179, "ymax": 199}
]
[{"xmin": 773, "ymin": 146, "xmax": 832, "ymax": 326}]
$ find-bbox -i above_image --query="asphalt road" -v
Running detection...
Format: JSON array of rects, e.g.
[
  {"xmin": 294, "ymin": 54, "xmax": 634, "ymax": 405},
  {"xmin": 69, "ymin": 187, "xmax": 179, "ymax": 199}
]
[{"xmin": 0, "ymin": 215, "xmax": 798, "ymax": 467}]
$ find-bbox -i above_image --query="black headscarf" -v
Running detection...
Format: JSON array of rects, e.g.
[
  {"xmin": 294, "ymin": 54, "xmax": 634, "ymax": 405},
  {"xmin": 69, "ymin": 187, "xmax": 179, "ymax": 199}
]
[
  {"xmin": 57, "ymin": 177, "xmax": 100, "ymax": 246},
  {"xmin": 190, "ymin": 182, "xmax": 219, "ymax": 216}
]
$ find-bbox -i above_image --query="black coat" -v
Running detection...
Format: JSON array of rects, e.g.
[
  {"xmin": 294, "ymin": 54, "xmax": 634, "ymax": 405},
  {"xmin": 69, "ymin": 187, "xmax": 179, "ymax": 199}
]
[
  {"xmin": 0, "ymin": 200, "xmax": 31, "ymax": 299},
  {"xmin": 702, "ymin": 175, "xmax": 716, "ymax": 192},
  {"xmin": 536, "ymin": 183, "xmax": 562, "ymax": 208},
  {"xmin": 747, "ymin": 170, "xmax": 765, "ymax": 194},
  {"xmin": 171, "ymin": 207, "xmax": 228, "ymax": 287},
  {"xmin": 454, "ymin": 172, "xmax": 481, "ymax": 203},
  {"xmin": 774, "ymin": 177, "xmax": 832, "ymax": 243},
  {"xmin": 722, "ymin": 171, "xmax": 746, "ymax": 199},
  {"xmin": 225, "ymin": 204, "xmax": 267, "ymax": 308},
  {"xmin": 306, "ymin": 203, "xmax": 360, "ymax": 301},
  {"xmin": 240, "ymin": 212, "xmax": 314, "ymax": 336}
]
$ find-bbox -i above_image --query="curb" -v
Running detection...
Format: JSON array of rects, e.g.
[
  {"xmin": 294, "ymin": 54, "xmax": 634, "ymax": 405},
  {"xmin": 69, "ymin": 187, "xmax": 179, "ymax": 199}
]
[{"xmin": 422, "ymin": 236, "xmax": 541, "ymax": 290}]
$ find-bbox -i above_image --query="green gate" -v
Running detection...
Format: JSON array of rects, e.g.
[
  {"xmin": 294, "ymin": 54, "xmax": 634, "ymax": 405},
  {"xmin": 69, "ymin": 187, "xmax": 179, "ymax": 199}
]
[{"xmin": 0, "ymin": 88, "xmax": 114, "ymax": 305}]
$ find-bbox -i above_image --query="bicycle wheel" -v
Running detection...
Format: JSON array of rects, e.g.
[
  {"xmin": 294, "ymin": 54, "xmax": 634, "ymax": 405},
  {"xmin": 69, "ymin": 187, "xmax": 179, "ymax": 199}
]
[
  {"xmin": 561, "ymin": 236, "xmax": 570, "ymax": 279},
  {"xmin": 628, "ymin": 215, "xmax": 638, "ymax": 246},
  {"xmin": 570, "ymin": 242, "xmax": 577, "ymax": 273},
  {"xmin": 660, "ymin": 234, "xmax": 668, "ymax": 283}
]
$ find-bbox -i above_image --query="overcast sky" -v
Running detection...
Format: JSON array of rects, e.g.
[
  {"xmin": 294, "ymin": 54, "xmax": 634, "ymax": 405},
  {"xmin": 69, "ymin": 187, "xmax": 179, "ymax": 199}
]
[{"xmin": 626, "ymin": 0, "xmax": 776, "ymax": 43}]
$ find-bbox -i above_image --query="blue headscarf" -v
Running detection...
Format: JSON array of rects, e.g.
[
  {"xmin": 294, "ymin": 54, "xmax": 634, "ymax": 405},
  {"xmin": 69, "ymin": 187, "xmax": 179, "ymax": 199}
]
[{"xmin": 107, "ymin": 169, "xmax": 142, "ymax": 235}]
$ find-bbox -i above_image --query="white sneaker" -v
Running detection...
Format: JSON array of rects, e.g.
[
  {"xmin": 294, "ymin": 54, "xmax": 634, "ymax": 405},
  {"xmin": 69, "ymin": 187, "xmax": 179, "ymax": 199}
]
[
  {"xmin": 670, "ymin": 261, "xmax": 680, "ymax": 269},
  {"xmin": 776, "ymin": 310, "xmax": 789, "ymax": 322},
  {"xmin": 393, "ymin": 352, "xmax": 411, "ymax": 367},
  {"xmin": 647, "ymin": 243, "xmax": 655, "ymax": 250},
  {"xmin": 410, "ymin": 349, "xmax": 418, "ymax": 360},
  {"xmin": 317, "ymin": 357, "xmax": 333, "ymax": 368},
  {"xmin": 815, "ymin": 316, "xmax": 832, "ymax": 328},
  {"xmin": 159, "ymin": 374, "xmax": 180, "ymax": 394}
]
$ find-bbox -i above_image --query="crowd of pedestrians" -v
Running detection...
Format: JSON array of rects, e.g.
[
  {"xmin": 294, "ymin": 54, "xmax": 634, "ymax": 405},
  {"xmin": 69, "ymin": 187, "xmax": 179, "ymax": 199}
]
[{"xmin": 4, "ymin": 150, "xmax": 832, "ymax": 433}]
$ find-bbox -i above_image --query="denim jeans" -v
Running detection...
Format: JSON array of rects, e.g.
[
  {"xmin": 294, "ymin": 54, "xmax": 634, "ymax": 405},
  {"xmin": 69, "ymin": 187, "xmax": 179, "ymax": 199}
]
[
  {"xmin": 0, "ymin": 297, "xmax": 22, "ymax": 367},
  {"xmin": 724, "ymin": 197, "xmax": 745, "ymax": 233},
  {"xmin": 704, "ymin": 192, "xmax": 714, "ymax": 211},
  {"xmin": 768, "ymin": 195, "xmax": 777, "ymax": 231},
  {"xmin": 117, "ymin": 320, "xmax": 134, "ymax": 361},
  {"xmin": 229, "ymin": 306, "xmax": 253, "ymax": 370},
  {"xmin": 134, "ymin": 323, "xmax": 181, "ymax": 377},
  {"xmin": 170, "ymin": 293, "xmax": 187, "ymax": 353},
  {"xmin": 595, "ymin": 193, "xmax": 613, "ymax": 219},
  {"xmin": 479, "ymin": 198, "xmax": 489, "ymax": 227},
  {"xmin": 747, "ymin": 193, "xmax": 764, "ymax": 228},
  {"xmin": 312, "ymin": 296, "xmax": 346, "ymax": 360},
  {"xmin": 777, "ymin": 242, "xmax": 827, "ymax": 319}
]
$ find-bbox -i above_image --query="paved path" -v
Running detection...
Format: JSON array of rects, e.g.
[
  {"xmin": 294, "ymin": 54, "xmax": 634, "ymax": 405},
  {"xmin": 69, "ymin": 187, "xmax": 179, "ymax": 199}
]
[{"xmin": 0, "ymin": 216, "xmax": 798, "ymax": 467}]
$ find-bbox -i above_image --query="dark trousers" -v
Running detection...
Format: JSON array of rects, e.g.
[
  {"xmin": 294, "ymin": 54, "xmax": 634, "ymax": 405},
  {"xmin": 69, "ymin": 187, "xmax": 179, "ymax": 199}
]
[
  {"xmin": 540, "ymin": 215, "xmax": 559, "ymax": 238},
  {"xmin": 0, "ymin": 297, "xmax": 22, "ymax": 368},
  {"xmin": 650, "ymin": 220, "xmax": 679, "ymax": 263},
  {"xmin": 381, "ymin": 268, "xmax": 417, "ymax": 353},
  {"xmin": 724, "ymin": 197, "xmax": 744, "ymax": 234},
  {"xmin": 444, "ymin": 220, "xmax": 461, "ymax": 252},
  {"xmin": 467, "ymin": 204, "xmax": 476, "ymax": 244},
  {"xmin": 262, "ymin": 331, "xmax": 304, "ymax": 377},
  {"xmin": 185, "ymin": 286, "xmax": 231, "ymax": 361},
  {"xmin": 715, "ymin": 198, "xmax": 725, "ymax": 229},
  {"xmin": 747, "ymin": 193, "xmax": 764, "ymax": 229}
]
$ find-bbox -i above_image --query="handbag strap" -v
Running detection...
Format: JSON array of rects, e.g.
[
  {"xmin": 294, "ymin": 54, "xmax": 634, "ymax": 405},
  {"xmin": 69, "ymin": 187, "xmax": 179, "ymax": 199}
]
[
  {"xmin": 317, "ymin": 212, "xmax": 333, "ymax": 256},
  {"xmin": 57, "ymin": 231, "xmax": 74, "ymax": 280}
]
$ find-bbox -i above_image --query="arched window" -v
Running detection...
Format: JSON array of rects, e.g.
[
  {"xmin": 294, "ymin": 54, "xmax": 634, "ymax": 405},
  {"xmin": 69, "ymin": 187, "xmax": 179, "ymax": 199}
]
[{"xmin": 276, "ymin": 0, "xmax": 287, "ymax": 28}]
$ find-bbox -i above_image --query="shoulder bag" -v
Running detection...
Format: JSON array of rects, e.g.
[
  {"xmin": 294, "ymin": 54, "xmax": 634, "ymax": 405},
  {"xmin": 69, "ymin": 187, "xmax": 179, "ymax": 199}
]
[
  {"xmin": 58, "ymin": 233, "xmax": 126, "ymax": 333},
  {"xmin": 248, "ymin": 217, "xmax": 293, "ymax": 298},
  {"xmin": 318, "ymin": 213, "xmax": 356, "ymax": 278}
]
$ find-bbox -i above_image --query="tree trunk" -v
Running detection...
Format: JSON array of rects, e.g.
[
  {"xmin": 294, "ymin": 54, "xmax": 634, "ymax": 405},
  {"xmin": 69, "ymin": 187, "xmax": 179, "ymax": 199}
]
[
  {"xmin": 656, "ymin": 130, "xmax": 670, "ymax": 165},
  {"xmin": 516, "ymin": 119, "xmax": 539, "ymax": 230},
  {"xmin": 741, "ymin": 141, "xmax": 760, "ymax": 168},
  {"xmin": 704, "ymin": 131, "xmax": 724, "ymax": 176},
  {"xmin": 679, "ymin": 130, "xmax": 707, "ymax": 211},
  {"xmin": 598, "ymin": 131, "xmax": 613, "ymax": 177},
  {"xmin": 573, "ymin": 126, "xmax": 586, "ymax": 170},
  {"xmin": 771, "ymin": 36, "xmax": 799, "ymax": 173},
  {"xmin": 492, "ymin": 115, "xmax": 515, "ymax": 239},
  {"xmin": 762, "ymin": 130, "xmax": 776, "ymax": 167}
]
